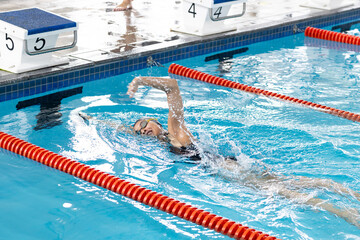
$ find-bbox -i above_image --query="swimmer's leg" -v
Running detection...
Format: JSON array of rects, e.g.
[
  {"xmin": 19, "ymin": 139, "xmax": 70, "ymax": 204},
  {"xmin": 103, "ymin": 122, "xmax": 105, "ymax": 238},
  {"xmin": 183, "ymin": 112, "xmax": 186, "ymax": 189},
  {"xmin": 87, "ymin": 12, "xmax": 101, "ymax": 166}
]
[
  {"xmin": 286, "ymin": 176, "xmax": 360, "ymax": 202},
  {"xmin": 277, "ymin": 187, "xmax": 360, "ymax": 228}
]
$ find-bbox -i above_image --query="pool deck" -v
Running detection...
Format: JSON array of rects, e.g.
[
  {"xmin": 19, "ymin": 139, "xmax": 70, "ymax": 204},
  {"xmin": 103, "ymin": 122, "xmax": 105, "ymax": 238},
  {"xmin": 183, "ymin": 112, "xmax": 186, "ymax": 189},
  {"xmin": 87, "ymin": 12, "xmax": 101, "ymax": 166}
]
[{"xmin": 1, "ymin": 0, "xmax": 360, "ymax": 85}]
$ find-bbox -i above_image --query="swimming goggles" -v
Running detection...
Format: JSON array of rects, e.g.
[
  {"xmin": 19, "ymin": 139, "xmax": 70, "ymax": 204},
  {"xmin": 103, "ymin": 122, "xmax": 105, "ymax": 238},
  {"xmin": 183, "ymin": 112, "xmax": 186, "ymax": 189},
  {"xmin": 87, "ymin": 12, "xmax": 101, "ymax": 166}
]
[{"xmin": 135, "ymin": 118, "xmax": 162, "ymax": 134}]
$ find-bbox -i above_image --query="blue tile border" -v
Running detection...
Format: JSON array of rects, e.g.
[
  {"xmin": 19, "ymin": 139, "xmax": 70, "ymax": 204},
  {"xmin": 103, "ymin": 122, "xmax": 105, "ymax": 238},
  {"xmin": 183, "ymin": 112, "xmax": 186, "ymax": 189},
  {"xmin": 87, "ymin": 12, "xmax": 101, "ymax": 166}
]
[{"xmin": 1, "ymin": 7, "xmax": 360, "ymax": 102}]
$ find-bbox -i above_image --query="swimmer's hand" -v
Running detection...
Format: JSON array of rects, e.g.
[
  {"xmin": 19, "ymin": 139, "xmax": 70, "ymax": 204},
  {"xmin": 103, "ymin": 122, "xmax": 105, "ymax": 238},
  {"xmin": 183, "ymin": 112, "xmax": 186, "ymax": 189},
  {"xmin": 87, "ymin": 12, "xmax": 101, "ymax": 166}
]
[
  {"xmin": 127, "ymin": 77, "xmax": 177, "ymax": 98},
  {"xmin": 127, "ymin": 77, "xmax": 140, "ymax": 98},
  {"xmin": 78, "ymin": 112, "xmax": 92, "ymax": 121}
]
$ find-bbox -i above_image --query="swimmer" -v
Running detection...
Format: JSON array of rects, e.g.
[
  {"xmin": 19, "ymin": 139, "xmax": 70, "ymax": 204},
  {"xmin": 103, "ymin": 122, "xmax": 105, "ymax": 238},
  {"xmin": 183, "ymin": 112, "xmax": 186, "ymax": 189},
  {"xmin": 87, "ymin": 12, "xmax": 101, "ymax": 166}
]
[
  {"xmin": 127, "ymin": 77, "xmax": 196, "ymax": 147},
  {"xmin": 80, "ymin": 76, "xmax": 360, "ymax": 228}
]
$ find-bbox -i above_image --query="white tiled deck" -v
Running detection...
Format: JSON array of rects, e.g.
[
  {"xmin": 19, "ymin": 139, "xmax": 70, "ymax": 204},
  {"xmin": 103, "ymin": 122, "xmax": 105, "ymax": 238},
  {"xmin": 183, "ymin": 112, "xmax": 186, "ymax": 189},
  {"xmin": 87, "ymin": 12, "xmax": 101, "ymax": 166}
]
[{"xmin": 0, "ymin": 0, "xmax": 359, "ymax": 79}]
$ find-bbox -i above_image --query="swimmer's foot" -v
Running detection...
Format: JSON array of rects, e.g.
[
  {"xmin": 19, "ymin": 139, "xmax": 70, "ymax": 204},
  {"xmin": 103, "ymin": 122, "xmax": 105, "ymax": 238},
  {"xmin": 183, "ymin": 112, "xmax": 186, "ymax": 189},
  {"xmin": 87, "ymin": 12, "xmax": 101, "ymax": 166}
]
[{"xmin": 114, "ymin": 0, "xmax": 132, "ymax": 11}]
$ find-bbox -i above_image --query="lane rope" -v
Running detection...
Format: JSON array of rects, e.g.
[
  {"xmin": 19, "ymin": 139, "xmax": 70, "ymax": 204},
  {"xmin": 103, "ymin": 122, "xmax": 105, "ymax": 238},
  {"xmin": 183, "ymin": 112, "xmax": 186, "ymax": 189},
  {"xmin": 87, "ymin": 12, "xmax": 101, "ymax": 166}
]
[
  {"xmin": 168, "ymin": 63, "xmax": 360, "ymax": 123},
  {"xmin": 0, "ymin": 131, "xmax": 281, "ymax": 240},
  {"xmin": 305, "ymin": 26, "xmax": 360, "ymax": 45}
]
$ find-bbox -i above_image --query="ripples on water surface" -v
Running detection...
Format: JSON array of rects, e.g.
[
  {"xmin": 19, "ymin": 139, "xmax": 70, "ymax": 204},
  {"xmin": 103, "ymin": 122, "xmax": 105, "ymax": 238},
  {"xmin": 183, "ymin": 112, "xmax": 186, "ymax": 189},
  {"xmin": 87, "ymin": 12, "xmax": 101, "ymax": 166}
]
[{"xmin": 1, "ymin": 25, "xmax": 360, "ymax": 239}]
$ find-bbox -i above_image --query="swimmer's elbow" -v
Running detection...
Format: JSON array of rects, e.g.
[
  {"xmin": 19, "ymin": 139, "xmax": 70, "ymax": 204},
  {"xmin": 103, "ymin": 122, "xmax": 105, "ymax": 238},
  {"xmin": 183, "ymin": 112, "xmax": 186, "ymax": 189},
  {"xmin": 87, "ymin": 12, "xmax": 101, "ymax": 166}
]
[{"xmin": 164, "ymin": 79, "xmax": 179, "ymax": 93}]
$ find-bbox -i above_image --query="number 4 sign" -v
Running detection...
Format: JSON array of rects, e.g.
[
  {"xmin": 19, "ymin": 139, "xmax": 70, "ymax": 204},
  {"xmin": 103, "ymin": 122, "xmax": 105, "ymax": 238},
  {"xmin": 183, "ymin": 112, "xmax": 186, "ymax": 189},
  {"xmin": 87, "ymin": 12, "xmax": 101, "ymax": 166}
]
[
  {"xmin": 172, "ymin": 0, "xmax": 247, "ymax": 36},
  {"xmin": 188, "ymin": 3, "xmax": 223, "ymax": 19}
]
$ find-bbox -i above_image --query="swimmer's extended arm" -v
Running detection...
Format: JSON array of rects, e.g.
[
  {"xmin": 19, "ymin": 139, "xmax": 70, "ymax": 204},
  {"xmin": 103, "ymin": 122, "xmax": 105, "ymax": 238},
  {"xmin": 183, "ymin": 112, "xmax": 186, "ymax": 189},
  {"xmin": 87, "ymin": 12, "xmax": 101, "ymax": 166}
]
[
  {"xmin": 78, "ymin": 112, "xmax": 134, "ymax": 134},
  {"xmin": 127, "ymin": 77, "xmax": 194, "ymax": 146}
]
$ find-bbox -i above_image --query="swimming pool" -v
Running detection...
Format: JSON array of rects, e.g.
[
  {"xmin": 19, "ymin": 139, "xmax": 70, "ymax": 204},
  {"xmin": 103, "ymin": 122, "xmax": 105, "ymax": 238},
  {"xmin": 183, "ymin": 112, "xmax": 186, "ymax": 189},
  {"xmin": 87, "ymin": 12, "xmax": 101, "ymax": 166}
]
[{"xmin": 1, "ymin": 22, "xmax": 360, "ymax": 239}]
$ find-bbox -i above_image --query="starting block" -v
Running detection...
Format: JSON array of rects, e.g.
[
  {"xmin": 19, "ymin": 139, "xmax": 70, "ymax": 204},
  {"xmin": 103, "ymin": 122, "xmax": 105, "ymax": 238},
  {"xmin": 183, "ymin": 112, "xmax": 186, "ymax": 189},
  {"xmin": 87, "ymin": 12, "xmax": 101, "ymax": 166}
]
[
  {"xmin": 172, "ymin": 0, "xmax": 247, "ymax": 36},
  {"xmin": 0, "ymin": 8, "xmax": 78, "ymax": 73},
  {"xmin": 300, "ymin": 0, "xmax": 354, "ymax": 10}
]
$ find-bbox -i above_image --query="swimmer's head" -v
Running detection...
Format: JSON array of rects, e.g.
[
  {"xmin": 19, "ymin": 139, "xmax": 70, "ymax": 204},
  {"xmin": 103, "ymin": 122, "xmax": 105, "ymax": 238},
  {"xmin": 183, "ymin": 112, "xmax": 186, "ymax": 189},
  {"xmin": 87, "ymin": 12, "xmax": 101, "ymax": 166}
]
[{"xmin": 133, "ymin": 117, "xmax": 164, "ymax": 137}]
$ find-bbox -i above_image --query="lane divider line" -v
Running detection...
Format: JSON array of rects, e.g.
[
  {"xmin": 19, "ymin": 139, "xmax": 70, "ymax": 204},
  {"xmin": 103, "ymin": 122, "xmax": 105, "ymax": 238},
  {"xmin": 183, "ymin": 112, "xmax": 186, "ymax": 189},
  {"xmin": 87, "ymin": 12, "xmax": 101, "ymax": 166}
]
[
  {"xmin": 0, "ymin": 131, "xmax": 281, "ymax": 240},
  {"xmin": 168, "ymin": 63, "xmax": 360, "ymax": 123},
  {"xmin": 305, "ymin": 26, "xmax": 360, "ymax": 45}
]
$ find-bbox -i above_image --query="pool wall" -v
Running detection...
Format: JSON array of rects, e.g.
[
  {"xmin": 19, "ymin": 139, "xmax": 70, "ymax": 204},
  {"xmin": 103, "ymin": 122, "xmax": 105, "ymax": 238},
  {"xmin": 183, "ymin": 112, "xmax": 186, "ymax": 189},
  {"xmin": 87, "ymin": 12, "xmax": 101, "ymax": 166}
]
[{"xmin": 1, "ymin": 7, "xmax": 360, "ymax": 102}]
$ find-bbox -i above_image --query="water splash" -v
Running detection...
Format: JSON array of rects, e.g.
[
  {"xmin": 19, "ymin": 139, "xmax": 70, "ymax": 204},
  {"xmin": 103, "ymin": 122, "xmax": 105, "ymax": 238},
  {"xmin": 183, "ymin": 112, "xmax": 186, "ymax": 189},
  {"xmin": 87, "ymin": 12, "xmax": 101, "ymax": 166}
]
[{"xmin": 147, "ymin": 56, "xmax": 165, "ymax": 68}]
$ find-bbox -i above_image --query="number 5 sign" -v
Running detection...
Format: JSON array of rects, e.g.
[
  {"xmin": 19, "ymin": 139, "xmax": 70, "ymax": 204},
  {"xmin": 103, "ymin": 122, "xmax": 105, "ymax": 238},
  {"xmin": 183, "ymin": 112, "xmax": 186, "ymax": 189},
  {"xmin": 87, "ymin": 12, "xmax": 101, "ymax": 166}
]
[{"xmin": 5, "ymin": 33, "xmax": 15, "ymax": 51}]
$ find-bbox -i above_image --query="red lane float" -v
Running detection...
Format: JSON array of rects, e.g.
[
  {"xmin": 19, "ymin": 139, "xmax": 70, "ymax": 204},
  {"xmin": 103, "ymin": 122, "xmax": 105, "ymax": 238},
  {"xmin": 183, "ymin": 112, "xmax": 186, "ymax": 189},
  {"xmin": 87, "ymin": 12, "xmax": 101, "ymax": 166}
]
[
  {"xmin": 168, "ymin": 63, "xmax": 360, "ymax": 123},
  {"xmin": 0, "ymin": 131, "xmax": 281, "ymax": 240},
  {"xmin": 305, "ymin": 26, "xmax": 360, "ymax": 45}
]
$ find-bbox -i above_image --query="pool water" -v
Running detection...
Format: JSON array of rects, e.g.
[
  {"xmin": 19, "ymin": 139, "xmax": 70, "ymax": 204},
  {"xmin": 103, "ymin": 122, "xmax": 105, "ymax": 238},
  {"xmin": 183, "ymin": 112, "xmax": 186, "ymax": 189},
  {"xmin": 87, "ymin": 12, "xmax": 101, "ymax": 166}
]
[{"xmin": 1, "ymin": 24, "xmax": 360, "ymax": 239}]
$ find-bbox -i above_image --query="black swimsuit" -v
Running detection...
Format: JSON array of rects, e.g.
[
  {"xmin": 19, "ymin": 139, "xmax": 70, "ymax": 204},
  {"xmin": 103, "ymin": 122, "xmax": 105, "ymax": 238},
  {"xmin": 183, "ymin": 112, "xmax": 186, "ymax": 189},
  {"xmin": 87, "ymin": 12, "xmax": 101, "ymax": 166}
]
[
  {"xmin": 169, "ymin": 144, "xmax": 237, "ymax": 163},
  {"xmin": 162, "ymin": 132, "xmax": 236, "ymax": 163},
  {"xmin": 169, "ymin": 144, "xmax": 202, "ymax": 162}
]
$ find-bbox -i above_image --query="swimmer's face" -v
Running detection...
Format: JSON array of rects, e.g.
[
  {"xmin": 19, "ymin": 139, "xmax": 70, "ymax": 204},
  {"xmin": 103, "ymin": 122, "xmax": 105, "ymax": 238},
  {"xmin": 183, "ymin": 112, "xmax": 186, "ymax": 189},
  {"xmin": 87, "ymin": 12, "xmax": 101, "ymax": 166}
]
[{"xmin": 133, "ymin": 118, "xmax": 163, "ymax": 136}]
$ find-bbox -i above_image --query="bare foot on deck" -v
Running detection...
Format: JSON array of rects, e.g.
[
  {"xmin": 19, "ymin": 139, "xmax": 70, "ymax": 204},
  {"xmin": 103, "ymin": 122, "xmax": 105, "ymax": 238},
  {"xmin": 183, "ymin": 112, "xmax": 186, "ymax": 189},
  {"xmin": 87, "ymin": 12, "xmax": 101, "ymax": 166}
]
[{"xmin": 114, "ymin": 0, "xmax": 133, "ymax": 11}]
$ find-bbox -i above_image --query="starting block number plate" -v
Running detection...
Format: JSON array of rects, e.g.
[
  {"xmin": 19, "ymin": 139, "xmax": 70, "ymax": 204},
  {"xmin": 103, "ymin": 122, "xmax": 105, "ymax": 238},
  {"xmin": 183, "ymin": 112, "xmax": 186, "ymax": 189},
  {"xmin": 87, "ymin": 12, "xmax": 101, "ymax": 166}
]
[
  {"xmin": 4, "ymin": 34, "xmax": 47, "ymax": 52},
  {"xmin": 188, "ymin": 3, "xmax": 225, "ymax": 20}
]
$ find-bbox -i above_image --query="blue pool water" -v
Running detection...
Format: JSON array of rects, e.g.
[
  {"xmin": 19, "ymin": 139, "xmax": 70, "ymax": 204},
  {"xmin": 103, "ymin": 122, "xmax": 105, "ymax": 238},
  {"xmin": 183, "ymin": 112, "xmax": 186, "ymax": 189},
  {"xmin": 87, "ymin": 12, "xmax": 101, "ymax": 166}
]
[{"xmin": 1, "ymin": 26, "xmax": 360, "ymax": 239}]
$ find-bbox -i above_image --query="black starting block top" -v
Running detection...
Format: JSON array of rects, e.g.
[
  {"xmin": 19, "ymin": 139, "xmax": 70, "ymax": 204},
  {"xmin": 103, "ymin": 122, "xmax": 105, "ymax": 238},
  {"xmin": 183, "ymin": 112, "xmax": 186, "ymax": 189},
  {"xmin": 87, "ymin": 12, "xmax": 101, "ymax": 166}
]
[{"xmin": 0, "ymin": 8, "xmax": 76, "ymax": 35}]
